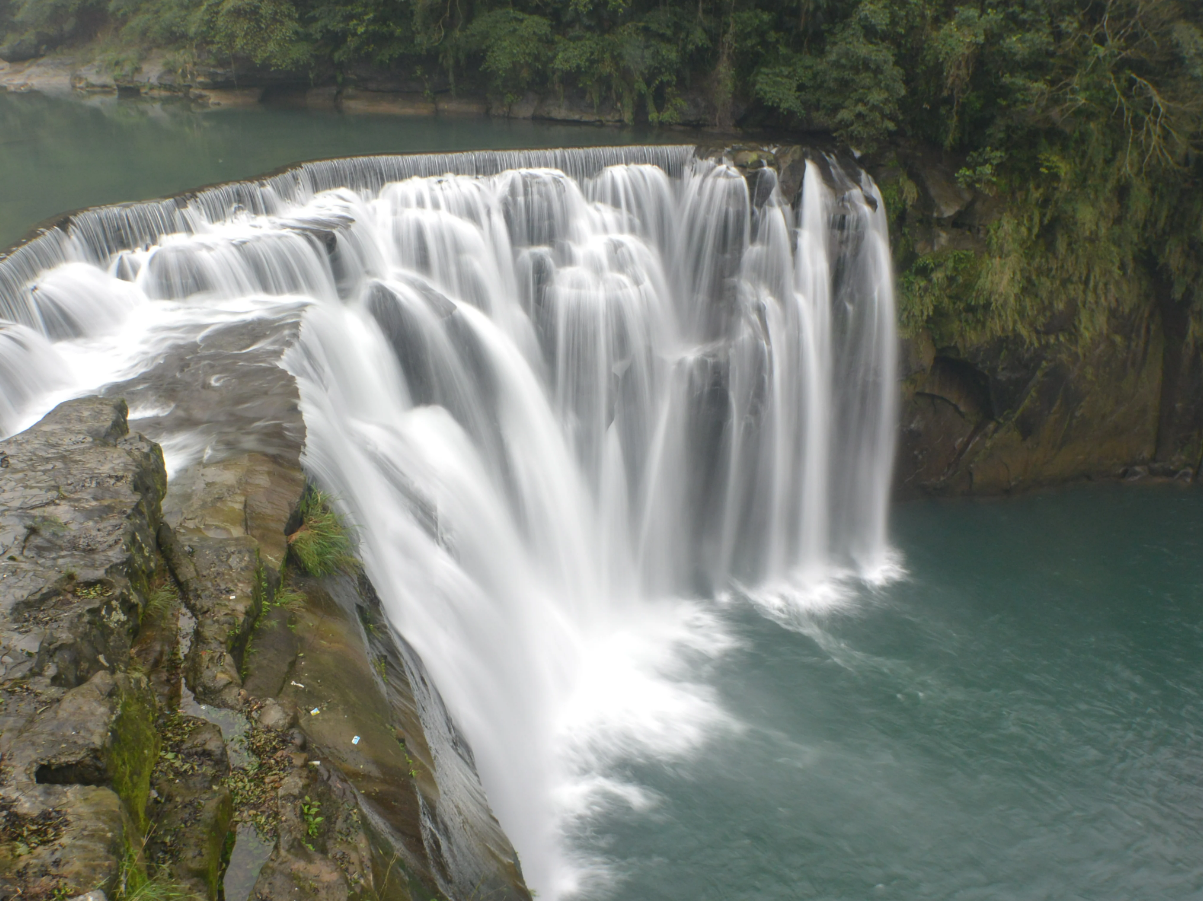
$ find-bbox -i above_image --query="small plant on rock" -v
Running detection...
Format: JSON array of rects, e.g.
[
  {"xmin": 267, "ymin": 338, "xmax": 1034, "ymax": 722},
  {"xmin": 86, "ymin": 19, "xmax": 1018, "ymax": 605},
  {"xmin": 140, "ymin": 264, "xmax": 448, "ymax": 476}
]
[
  {"xmin": 287, "ymin": 489, "xmax": 356, "ymax": 577},
  {"xmin": 114, "ymin": 839, "xmax": 190, "ymax": 901},
  {"xmin": 269, "ymin": 587, "xmax": 307, "ymax": 611},
  {"xmin": 298, "ymin": 793, "xmax": 322, "ymax": 842},
  {"xmin": 144, "ymin": 585, "xmax": 177, "ymax": 618}
]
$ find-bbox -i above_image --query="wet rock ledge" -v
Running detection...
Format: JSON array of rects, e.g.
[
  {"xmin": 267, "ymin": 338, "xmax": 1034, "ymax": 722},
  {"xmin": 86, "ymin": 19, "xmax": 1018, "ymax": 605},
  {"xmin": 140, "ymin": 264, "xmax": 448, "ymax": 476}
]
[{"xmin": 0, "ymin": 396, "xmax": 531, "ymax": 901}]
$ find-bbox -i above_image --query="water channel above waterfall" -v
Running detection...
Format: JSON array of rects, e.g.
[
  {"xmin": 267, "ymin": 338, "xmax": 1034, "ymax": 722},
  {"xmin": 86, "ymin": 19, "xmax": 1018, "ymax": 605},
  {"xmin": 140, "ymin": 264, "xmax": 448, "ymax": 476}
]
[{"xmin": 1, "ymin": 98, "xmax": 1200, "ymax": 901}]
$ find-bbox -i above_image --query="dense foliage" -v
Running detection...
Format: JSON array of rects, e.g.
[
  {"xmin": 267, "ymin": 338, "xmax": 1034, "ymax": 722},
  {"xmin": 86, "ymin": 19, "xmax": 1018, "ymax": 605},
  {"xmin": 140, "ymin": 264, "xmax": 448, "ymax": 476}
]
[{"xmin": 0, "ymin": 0, "xmax": 1201, "ymax": 344}]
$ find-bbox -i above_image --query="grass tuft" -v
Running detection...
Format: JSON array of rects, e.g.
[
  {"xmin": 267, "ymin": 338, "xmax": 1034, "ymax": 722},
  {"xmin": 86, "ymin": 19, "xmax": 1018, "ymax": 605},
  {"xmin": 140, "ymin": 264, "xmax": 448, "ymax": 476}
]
[
  {"xmin": 144, "ymin": 585, "xmax": 177, "ymax": 618},
  {"xmin": 287, "ymin": 489, "xmax": 356, "ymax": 577},
  {"xmin": 123, "ymin": 879, "xmax": 194, "ymax": 901},
  {"xmin": 269, "ymin": 587, "xmax": 307, "ymax": 611},
  {"xmin": 115, "ymin": 839, "xmax": 193, "ymax": 901}
]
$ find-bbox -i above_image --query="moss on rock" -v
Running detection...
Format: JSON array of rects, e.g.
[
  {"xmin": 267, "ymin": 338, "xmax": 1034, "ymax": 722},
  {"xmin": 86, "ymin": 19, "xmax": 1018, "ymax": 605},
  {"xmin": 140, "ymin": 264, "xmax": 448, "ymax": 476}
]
[{"xmin": 109, "ymin": 675, "xmax": 160, "ymax": 835}]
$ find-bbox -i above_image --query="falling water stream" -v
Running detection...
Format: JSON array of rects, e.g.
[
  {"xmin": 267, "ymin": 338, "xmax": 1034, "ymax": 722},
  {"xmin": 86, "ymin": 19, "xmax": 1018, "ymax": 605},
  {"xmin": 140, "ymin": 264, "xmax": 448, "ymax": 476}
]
[
  {"xmin": 4, "ymin": 120, "xmax": 1203, "ymax": 901},
  {"xmin": 0, "ymin": 144, "xmax": 897, "ymax": 896}
]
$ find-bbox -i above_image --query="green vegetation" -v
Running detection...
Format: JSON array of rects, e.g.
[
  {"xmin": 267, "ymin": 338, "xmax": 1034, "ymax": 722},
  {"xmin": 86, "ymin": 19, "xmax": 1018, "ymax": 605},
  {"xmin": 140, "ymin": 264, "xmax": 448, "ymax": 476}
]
[
  {"xmin": 300, "ymin": 795, "xmax": 323, "ymax": 839},
  {"xmin": 0, "ymin": 0, "xmax": 1199, "ymax": 346},
  {"xmin": 109, "ymin": 678, "xmax": 160, "ymax": 834},
  {"xmin": 268, "ymin": 585, "xmax": 306, "ymax": 611},
  {"xmin": 73, "ymin": 580, "xmax": 115, "ymax": 599},
  {"xmin": 114, "ymin": 839, "xmax": 192, "ymax": 901},
  {"xmin": 143, "ymin": 584, "xmax": 177, "ymax": 619},
  {"xmin": 287, "ymin": 488, "xmax": 355, "ymax": 577},
  {"xmin": 394, "ymin": 733, "xmax": 419, "ymax": 779},
  {"xmin": 117, "ymin": 870, "xmax": 192, "ymax": 901}
]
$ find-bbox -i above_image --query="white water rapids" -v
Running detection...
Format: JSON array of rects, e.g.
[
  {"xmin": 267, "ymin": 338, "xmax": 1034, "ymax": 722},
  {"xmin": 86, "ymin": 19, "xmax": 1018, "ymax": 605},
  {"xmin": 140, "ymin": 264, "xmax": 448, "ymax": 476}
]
[{"xmin": 0, "ymin": 146, "xmax": 897, "ymax": 897}]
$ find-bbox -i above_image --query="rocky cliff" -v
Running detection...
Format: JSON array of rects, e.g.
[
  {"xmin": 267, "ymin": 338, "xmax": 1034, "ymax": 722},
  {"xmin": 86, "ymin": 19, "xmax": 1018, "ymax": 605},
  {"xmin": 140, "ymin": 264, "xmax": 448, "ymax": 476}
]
[
  {"xmin": 869, "ymin": 146, "xmax": 1203, "ymax": 496},
  {"xmin": 0, "ymin": 389, "xmax": 531, "ymax": 900}
]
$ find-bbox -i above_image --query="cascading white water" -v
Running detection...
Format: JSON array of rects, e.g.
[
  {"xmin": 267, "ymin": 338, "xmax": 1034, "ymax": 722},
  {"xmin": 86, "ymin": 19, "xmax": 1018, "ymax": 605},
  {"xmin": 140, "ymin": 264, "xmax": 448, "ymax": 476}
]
[{"xmin": 0, "ymin": 146, "xmax": 897, "ymax": 897}]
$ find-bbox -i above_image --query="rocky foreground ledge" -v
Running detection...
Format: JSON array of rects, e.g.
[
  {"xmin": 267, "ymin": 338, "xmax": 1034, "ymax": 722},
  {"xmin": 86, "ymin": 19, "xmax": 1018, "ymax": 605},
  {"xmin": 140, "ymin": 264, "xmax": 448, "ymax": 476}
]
[{"xmin": 0, "ymin": 396, "xmax": 530, "ymax": 901}]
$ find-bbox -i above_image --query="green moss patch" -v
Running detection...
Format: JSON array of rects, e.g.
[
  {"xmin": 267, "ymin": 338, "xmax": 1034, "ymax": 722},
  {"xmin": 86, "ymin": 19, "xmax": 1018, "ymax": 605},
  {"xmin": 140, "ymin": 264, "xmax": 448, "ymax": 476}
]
[{"xmin": 109, "ymin": 678, "xmax": 161, "ymax": 835}]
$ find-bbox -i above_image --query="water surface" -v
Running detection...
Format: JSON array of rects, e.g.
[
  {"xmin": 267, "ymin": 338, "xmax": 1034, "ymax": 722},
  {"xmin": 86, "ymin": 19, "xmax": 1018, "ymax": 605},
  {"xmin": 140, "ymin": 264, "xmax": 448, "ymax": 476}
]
[
  {"xmin": 0, "ymin": 91, "xmax": 668, "ymax": 250},
  {"xmin": 581, "ymin": 484, "xmax": 1203, "ymax": 899}
]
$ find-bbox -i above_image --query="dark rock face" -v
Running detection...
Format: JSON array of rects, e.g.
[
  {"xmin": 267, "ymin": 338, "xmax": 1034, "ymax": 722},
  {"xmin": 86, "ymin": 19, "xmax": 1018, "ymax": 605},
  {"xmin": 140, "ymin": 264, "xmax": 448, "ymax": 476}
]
[{"xmin": 896, "ymin": 320, "xmax": 1164, "ymax": 495}]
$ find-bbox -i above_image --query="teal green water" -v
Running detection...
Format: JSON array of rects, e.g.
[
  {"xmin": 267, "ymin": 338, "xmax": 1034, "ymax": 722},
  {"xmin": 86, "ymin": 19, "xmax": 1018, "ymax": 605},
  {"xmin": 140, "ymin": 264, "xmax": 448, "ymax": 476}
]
[
  {"xmin": 584, "ymin": 484, "xmax": 1203, "ymax": 899},
  {"xmin": 0, "ymin": 91, "xmax": 667, "ymax": 251}
]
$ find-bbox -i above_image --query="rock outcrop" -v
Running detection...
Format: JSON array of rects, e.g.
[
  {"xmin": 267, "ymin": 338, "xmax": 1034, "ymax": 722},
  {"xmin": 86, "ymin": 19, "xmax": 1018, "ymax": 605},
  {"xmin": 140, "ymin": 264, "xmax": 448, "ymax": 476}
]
[
  {"xmin": 0, "ymin": 389, "xmax": 531, "ymax": 900},
  {"xmin": 894, "ymin": 314, "xmax": 1172, "ymax": 495},
  {"xmin": 0, "ymin": 397, "xmax": 165, "ymax": 900},
  {"xmin": 874, "ymin": 147, "xmax": 1203, "ymax": 496}
]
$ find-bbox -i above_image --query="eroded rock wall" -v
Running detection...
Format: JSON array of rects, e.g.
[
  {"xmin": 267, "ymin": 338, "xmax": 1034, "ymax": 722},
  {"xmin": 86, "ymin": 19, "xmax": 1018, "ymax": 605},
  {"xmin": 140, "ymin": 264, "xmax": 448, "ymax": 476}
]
[
  {"xmin": 0, "ymin": 397, "xmax": 164, "ymax": 899},
  {"xmin": 873, "ymin": 147, "xmax": 1203, "ymax": 496}
]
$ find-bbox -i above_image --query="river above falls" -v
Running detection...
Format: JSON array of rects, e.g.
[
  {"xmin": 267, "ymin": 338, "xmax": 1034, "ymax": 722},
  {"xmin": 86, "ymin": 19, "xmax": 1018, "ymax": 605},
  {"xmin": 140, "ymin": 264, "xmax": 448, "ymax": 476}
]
[
  {"xmin": 1, "ymin": 94, "xmax": 1200, "ymax": 901},
  {"xmin": 0, "ymin": 91, "xmax": 671, "ymax": 250}
]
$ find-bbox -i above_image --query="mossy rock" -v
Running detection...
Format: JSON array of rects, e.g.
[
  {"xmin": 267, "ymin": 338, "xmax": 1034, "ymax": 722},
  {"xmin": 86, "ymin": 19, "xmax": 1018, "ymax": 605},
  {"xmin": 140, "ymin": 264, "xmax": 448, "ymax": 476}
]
[{"xmin": 109, "ymin": 674, "xmax": 161, "ymax": 834}]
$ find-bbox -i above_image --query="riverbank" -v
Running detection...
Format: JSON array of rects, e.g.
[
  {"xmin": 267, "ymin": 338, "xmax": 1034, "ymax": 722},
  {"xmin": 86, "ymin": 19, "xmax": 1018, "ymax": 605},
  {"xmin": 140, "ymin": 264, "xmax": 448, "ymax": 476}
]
[{"xmin": 0, "ymin": 48, "xmax": 714, "ymax": 125}]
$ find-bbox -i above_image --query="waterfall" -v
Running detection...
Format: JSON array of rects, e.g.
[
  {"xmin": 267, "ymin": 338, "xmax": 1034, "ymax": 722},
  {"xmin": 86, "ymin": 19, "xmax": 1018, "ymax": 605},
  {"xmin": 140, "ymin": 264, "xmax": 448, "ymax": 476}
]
[{"xmin": 0, "ymin": 146, "xmax": 898, "ymax": 896}]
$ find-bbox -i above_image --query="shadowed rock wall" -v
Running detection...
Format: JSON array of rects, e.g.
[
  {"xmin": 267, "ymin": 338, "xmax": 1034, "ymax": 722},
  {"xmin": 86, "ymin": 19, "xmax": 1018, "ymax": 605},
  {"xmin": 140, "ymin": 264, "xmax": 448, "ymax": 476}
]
[{"xmin": 872, "ymin": 147, "xmax": 1203, "ymax": 496}]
